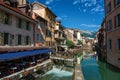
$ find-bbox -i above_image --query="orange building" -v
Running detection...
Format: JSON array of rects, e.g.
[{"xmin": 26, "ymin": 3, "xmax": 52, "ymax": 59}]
[{"xmin": 32, "ymin": 2, "xmax": 57, "ymax": 47}]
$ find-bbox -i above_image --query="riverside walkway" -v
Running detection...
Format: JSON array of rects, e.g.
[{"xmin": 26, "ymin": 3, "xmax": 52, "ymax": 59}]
[
  {"xmin": 73, "ymin": 55, "xmax": 84, "ymax": 80},
  {"xmin": 74, "ymin": 64, "xmax": 84, "ymax": 80}
]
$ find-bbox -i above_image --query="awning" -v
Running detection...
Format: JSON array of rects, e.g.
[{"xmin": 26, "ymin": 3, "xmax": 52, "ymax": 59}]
[{"xmin": 0, "ymin": 48, "xmax": 52, "ymax": 62}]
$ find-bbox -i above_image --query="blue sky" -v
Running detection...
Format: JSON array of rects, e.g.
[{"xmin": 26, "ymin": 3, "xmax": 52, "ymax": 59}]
[{"xmin": 29, "ymin": 0, "xmax": 104, "ymax": 31}]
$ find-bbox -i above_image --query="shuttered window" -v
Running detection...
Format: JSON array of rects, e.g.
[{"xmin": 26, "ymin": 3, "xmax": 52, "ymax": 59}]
[
  {"xmin": 22, "ymin": 20, "xmax": 26, "ymax": 29},
  {"xmin": 0, "ymin": 33, "xmax": 4, "ymax": 45},
  {"xmin": 0, "ymin": 12, "xmax": 12, "ymax": 25},
  {"xmin": 9, "ymin": 34, "xmax": 13, "ymax": 45}
]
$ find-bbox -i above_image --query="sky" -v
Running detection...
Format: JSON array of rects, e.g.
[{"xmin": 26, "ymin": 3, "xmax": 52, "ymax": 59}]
[{"xmin": 29, "ymin": 0, "xmax": 104, "ymax": 31}]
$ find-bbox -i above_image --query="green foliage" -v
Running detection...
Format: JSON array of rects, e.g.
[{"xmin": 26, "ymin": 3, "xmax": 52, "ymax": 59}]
[
  {"xmin": 66, "ymin": 39, "xmax": 74, "ymax": 48},
  {"xmin": 77, "ymin": 40, "xmax": 82, "ymax": 45},
  {"xmin": 77, "ymin": 50, "xmax": 83, "ymax": 57}
]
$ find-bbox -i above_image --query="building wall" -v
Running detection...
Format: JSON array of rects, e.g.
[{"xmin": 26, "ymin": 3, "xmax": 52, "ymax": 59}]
[
  {"xmin": 0, "ymin": 9, "xmax": 34, "ymax": 46},
  {"xmin": 32, "ymin": 12, "xmax": 47, "ymax": 47},
  {"xmin": 105, "ymin": 0, "xmax": 120, "ymax": 68},
  {"xmin": 77, "ymin": 31, "xmax": 82, "ymax": 41},
  {"xmin": 33, "ymin": 2, "xmax": 56, "ymax": 47}
]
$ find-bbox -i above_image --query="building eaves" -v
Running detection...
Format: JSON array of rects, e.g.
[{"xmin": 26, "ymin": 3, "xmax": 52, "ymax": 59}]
[
  {"xmin": 32, "ymin": 1, "xmax": 57, "ymax": 17},
  {"xmin": 0, "ymin": 2, "xmax": 37, "ymax": 23}
]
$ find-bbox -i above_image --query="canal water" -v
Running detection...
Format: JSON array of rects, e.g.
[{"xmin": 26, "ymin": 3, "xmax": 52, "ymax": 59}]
[
  {"xmin": 81, "ymin": 55, "xmax": 120, "ymax": 80},
  {"xmin": 38, "ymin": 67, "xmax": 72, "ymax": 80}
]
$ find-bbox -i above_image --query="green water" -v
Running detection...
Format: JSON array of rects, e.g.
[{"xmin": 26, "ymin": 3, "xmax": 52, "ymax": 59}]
[
  {"xmin": 81, "ymin": 56, "xmax": 120, "ymax": 80},
  {"xmin": 37, "ymin": 67, "xmax": 72, "ymax": 80}
]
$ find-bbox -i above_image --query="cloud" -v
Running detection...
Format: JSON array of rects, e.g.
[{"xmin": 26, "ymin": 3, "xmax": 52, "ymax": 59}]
[
  {"xmin": 73, "ymin": 0, "xmax": 80, "ymax": 5},
  {"xmin": 56, "ymin": 15, "xmax": 68, "ymax": 20},
  {"xmin": 91, "ymin": 5, "xmax": 104, "ymax": 13},
  {"xmin": 80, "ymin": 24, "xmax": 100, "ymax": 28},
  {"xmin": 83, "ymin": 9, "xmax": 86, "ymax": 12},
  {"xmin": 45, "ymin": 0, "xmax": 53, "ymax": 5}
]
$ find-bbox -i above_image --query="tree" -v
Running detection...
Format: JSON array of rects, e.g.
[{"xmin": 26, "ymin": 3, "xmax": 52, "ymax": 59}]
[
  {"xmin": 66, "ymin": 39, "xmax": 74, "ymax": 48},
  {"xmin": 77, "ymin": 40, "xmax": 82, "ymax": 45}
]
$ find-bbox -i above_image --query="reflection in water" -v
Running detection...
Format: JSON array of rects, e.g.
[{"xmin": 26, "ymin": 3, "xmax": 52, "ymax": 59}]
[
  {"xmin": 81, "ymin": 55, "xmax": 120, "ymax": 80},
  {"xmin": 38, "ymin": 67, "xmax": 72, "ymax": 80}
]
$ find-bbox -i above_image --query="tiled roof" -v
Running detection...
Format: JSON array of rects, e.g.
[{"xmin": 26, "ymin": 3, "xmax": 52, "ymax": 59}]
[{"xmin": 0, "ymin": 1, "xmax": 36, "ymax": 22}]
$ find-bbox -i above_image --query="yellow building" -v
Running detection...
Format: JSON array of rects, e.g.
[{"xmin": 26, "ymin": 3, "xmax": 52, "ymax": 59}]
[{"xmin": 32, "ymin": 2, "xmax": 56, "ymax": 47}]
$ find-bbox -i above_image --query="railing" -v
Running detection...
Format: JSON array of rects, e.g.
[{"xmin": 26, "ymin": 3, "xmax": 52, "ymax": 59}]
[{"xmin": 0, "ymin": 59, "xmax": 52, "ymax": 80}]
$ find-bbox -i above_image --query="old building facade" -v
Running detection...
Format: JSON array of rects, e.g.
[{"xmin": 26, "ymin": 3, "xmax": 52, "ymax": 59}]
[
  {"xmin": 0, "ymin": 0, "xmax": 36, "ymax": 47},
  {"xmin": 32, "ymin": 2, "xmax": 56, "ymax": 47},
  {"xmin": 104, "ymin": 0, "xmax": 120, "ymax": 68},
  {"xmin": 55, "ymin": 20, "xmax": 66, "ymax": 46}
]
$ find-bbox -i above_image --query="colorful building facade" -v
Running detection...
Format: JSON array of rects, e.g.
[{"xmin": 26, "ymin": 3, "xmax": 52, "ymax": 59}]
[{"xmin": 32, "ymin": 2, "xmax": 56, "ymax": 47}]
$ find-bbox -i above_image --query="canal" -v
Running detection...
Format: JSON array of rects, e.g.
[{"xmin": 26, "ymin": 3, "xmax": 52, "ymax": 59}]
[
  {"xmin": 81, "ymin": 55, "xmax": 120, "ymax": 80},
  {"xmin": 37, "ymin": 67, "xmax": 73, "ymax": 80}
]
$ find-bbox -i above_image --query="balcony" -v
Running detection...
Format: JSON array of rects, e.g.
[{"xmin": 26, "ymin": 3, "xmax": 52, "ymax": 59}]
[
  {"xmin": 55, "ymin": 25, "xmax": 59, "ymax": 31},
  {"xmin": 55, "ymin": 34, "xmax": 65, "ymax": 40}
]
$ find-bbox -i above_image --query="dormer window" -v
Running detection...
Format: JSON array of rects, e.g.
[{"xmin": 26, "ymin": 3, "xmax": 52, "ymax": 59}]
[
  {"xmin": 3, "ymin": 0, "xmax": 11, "ymax": 5},
  {"xmin": 19, "ymin": 0, "xmax": 26, "ymax": 5},
  {"xmin": 33, "ymin": 5, "xmax": 41, "ymax": 10}
]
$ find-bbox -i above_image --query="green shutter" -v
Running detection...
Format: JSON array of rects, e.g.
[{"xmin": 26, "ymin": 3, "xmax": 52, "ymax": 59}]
[
  {"xmin": 16, "ymin": 35, "xmax": 18, "ymax": 45},
  {"xmin": 9, "ymin": 15, "xmax": 12, "ymax": 25},
  {"xmin": 0, "ymin": 12, "xmax": 5, "ymax": 23},
  {"xmin": 28, "ymin": 37, "xmax": 31, "ymax": 45},
  {"xmin": 16, "ymin": 18, "xmax": 19, "ymax": 27},
  {"xmin": 1, "ymin": 33, "xmax": 4, "ymax": 45},
  {"xmin": 0, "ymin": 13, "xmax": 3, "ymax": 23},
  {"xmin": 22, "ymin": 20, "xmax": 26, "ymax": 29},
  {"xmin": 0, "ymin": 33, "xmax": 1, "ymax": 45},
  {"xmin": 9, "ymin": 34, "xmax": 12, "ymax": 45},
  {"xmin": 22, "ymin": 36, "xmax": 26, "ymax": 45}
]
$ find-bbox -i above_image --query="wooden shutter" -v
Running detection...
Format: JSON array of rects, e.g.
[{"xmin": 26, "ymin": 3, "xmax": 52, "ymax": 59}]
[
  {"xmin": 1, "ymin": 33, "xmax": 4, "ymax": 45},
  {"xmin": 9, "ymin": 34, "xmax": 13, "ymax": 45},
  {"xmin": 22, "ymin": 20, "xmax": 26, "ymax": 29},
  {"xmin": 0, "ymin": 13, "xmax": 3, "ymax": 23},
  {"xmin": 114, "ymin": 16, "xmax": 116, "ymax": 28},
  {"xmin": 9, "ymin": 15, "xmax": 12, "ymax": 25},
  {"xmin": 22, "ymin": 36, "xmax": 26, "ymax": 45},
  {"xmin": 16, "ymin": 35, "xmax": 18, "ymax": 45},
  {"xmin": 16, "ymin": 18, "xmax": 19, "ymax": 27},
  {"xmin": 0, "ymin": 33, "xmax": 2, "ymax": 45},
  {"xmin": 28, "ymin": 36, "xmax": 31, "ymax": 45}
]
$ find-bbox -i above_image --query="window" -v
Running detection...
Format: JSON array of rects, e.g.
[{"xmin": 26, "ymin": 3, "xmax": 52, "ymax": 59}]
[
  {"xmin": 33, "ymin": 6, "xmax": 41, "ymax": 10},
  {"xmin": 26, "ymin": 22, "xmax": 30, "ymax": 30},
  {"xmin": 109, "ymin": 40, "xmax": 112, "ymax": 50},
  {"xmin": 18, "ymin": 35, "xmax": 22, "ymax": 45},
  {"xmin": 16, "ymin": 18, "xmax": 22, "ymax": 28},
  {"xmin": 0, "ymin": 12, "xmax": 12, "ymax": 25},
  {"xmin": 118, "ymin": 39, "xmax": 120, "ymax": 51},
  {"xmin": 107, "ymin": 20, "xmax": 112, "ymax": 31},
  {"xmin": 26, "ymin": 36, "xmax": 30, "ymax": 45},
  {"xmin": 22, "ymin": 20, "xmax": 26, "ymax": 29},
  {"xmin": 116, "ymin": 0, "xmax": 120, "ymax": 5},
  {"xmin": 0, "ymin": 32, "xmax": 4, "ymax": 45},
  {"xmin": 36, "ymin": 33, "xmax": 40, "ymax": 42},
  {"xmin": 19, "ymin": 0, "xmax": 26, "ymax": 5},
  {"xmin": 4, "ymin": 33, "xmax": 9, "ymax": 45},
  {"xmin": 116, "ymin": 13, "xmax": 120, "ymax": 27},
  {"xmin": 46, "ymin": 29, "xmax": 52, "ymax": 37},
  {"xmin": 106, "ymin": 2, "xmax": 111, "ymax": 14}
]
